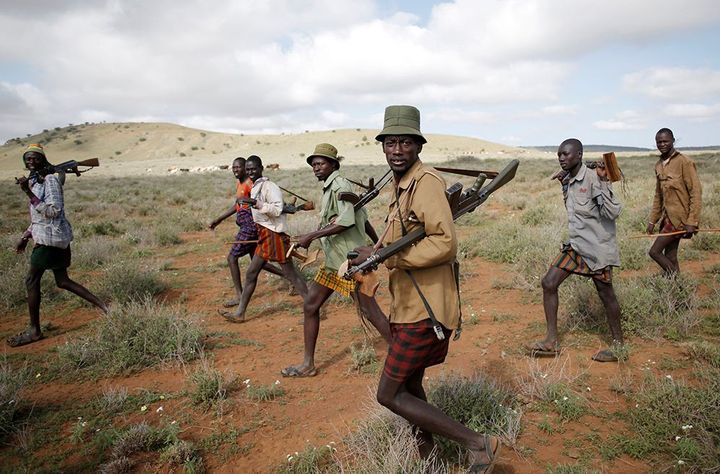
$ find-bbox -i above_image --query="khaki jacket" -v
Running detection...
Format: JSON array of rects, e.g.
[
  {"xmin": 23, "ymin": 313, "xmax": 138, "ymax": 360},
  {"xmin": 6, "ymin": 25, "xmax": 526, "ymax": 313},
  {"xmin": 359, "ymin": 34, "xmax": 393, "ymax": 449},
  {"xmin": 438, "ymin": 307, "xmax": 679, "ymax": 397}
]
[
  {"xmin": 649, "ymin": 152, "xmax": 702, "ymax": 228},
  {"xmin": 383, "ymin": 160, "xmax": 460, "ymax": 328}
]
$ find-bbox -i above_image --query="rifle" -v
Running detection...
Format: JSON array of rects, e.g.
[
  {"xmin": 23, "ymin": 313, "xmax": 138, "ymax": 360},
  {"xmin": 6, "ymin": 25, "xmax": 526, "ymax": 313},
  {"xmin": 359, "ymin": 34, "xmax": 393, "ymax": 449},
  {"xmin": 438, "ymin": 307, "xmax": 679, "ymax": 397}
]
[
  {"xmin": 25, "ymin": 158, "xmax": 100, "ymax": 183},
  {"xmin": 337, "ymin": 169, "xmax": 393, "ymax": 209},
  {"xmin": 343, "ymin": 159, "xmax": 519, "ymax": 279}
]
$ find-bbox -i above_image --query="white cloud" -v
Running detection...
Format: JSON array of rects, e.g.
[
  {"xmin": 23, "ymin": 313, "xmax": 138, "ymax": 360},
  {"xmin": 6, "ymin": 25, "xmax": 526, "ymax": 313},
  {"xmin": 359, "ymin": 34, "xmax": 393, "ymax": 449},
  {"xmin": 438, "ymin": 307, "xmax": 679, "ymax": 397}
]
[
  {"xmin": 593, "ymin": 110, "xmax": 647, "ymax": 131},
  {"xmin": 624, "ymin": 68, "xmax": 720, "ymax": 101},
  {"xmin": 663, "ymin": 103, "xmax": 720, "ymax": 120}
]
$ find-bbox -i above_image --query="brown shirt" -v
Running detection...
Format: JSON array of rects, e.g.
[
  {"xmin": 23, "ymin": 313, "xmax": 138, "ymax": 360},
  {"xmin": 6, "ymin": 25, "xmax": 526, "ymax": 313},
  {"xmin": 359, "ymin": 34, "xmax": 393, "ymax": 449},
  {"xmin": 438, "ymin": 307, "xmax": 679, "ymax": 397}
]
[
  {"xmin": 383, "ymin": 160, "xmax": 460, "ymax": 328},
  {"xmin": 649, "ymin": 151, "xmax": 702, "ymax": 228}
]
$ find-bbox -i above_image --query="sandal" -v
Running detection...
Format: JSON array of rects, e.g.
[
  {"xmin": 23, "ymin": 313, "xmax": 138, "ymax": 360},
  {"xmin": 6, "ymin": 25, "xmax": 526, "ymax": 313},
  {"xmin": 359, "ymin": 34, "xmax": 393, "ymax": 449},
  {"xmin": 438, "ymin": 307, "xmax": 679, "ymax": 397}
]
[
  {"xmin": 6, "ymin": 330, "xmax": 44, "ymax": 348},
  {"xmin": 280, "ymin": 366, "xmax": 318, "ymax": 378},
  {"xmin": 528, "ymin": 341, "xmax": 560, "ymax": 357},
  {"xmin": 591, "ymin": 349, "xmax": 618, "ymax": 362},
  {"xmin": 217, "ymin": 309, "xmax": 245, "ymax": 323},
  {"xmin": 469, "ymin": 435, "xmax": 501, "ymax": 473}
]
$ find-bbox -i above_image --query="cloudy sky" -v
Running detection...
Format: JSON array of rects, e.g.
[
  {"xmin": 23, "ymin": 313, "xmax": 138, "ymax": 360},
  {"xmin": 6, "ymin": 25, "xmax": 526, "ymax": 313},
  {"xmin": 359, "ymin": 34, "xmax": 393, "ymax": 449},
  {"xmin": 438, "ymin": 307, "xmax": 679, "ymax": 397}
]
[{"xmin": 1, "ymin": 0, "xmax": 719, "ymax": 147}]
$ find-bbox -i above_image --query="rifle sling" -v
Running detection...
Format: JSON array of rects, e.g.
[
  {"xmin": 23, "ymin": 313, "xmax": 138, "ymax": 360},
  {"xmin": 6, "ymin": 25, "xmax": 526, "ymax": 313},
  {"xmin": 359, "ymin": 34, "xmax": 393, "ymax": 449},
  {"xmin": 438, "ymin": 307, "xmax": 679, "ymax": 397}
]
[{"xmin": 394, "ymin": 185, "xmax": 446, "ymax": 341}]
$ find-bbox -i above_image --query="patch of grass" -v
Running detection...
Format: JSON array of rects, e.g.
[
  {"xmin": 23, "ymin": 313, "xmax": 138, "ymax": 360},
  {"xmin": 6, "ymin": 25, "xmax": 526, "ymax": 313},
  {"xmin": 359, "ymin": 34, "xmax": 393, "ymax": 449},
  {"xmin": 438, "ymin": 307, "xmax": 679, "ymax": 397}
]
[
  {"xmin": 349, "ymin": 342, "xmax": 379, "ymax": 374},
  {"xmin": 428, "ymin": 372, "xmax": 522, "ymax": 453},
  {"xmin": 545, "ymin": 383, "xmax": 587, "ymax": 421},
  {"xmin": 188, "ymin": 358, "xmax": 235, "ymax": 409},
  {"xmin": 0, "ymin": 356, "xmax": 29, "ymax": 436},
  {"xmin": 545, "ymin": 463, "xmax": 593, "ymax": 474},
  {"xmin": 244, "ymin": 380, "xmax": 285, "ymax": 402},
  {"xmin": 56, "ymin": 298, "xmax": 203, "ymax": 377},
  {"xmin": 615, "ymin": 372, "xmax": 720, "ymax": 472},
  {"xmin": 97, "ymin": 261, "xmax": 166, "ymax": 304},
  {"xmin": 685, "ymin": 341, "xmax": 720, "ymax": 368},
  {"xmin": 280, "ymin": 442, "xmax": 336, "ymax": 473}
]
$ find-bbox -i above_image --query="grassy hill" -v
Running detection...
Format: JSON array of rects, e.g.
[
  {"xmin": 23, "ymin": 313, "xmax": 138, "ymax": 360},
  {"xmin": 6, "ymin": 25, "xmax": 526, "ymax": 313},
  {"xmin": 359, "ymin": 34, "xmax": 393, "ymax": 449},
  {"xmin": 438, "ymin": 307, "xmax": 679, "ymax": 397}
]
[{"xmin": 0, "ymin": 122, "xmax": 534, "ymax": 178}]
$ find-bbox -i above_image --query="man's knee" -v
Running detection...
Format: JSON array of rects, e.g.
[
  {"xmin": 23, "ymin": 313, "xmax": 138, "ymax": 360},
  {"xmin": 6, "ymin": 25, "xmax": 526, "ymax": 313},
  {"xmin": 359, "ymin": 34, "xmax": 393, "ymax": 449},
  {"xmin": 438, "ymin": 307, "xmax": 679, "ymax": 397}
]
[
  {"xmin": 376, "ymin": 389, "xmax": 395, "ymax": 409},
  {"xmin": 541, "ymin": 273, "xmax": 558, "ymax": 292},
  {"xmin": 25, "ymin": 274, "xmax": 40, "ymax": 290},
  {"xmin": 227, "ymin": 253, "xmax": 239, "ymax": 265}
]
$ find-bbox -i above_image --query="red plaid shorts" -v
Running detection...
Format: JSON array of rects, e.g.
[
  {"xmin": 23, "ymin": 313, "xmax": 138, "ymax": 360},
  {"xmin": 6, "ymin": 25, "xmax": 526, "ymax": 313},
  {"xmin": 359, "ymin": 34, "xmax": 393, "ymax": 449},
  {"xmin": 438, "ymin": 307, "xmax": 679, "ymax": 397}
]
[
  {"xmin": 254, "ymin": 225, "xmax": 290, "ymax": 263},
  {"xmin": 383, "ymin": 319, "xmax": 452, "ymax": 382}
]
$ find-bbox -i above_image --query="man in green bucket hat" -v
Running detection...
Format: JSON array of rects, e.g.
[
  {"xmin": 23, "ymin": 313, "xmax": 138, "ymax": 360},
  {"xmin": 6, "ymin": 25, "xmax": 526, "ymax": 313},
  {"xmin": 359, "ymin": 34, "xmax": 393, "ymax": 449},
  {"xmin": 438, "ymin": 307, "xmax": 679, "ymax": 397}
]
[
  {"xmin": 350, "ymin": 105, "xmax": 501, "ymax": 472},
  {"xmin": 281, "ymin": 143, "xmax": 389, "ymax": 377}
]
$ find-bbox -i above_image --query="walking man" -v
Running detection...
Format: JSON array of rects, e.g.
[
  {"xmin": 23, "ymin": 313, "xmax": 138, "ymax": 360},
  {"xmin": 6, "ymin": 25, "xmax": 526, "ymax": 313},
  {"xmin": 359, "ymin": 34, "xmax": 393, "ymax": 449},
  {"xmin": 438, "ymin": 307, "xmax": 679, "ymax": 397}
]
[
  {"xmin": 281, "ymin": 143, "xmax": 390, "ymax": 377},
  {"xmin": 9, "ymin": 144, "xmax": 108, "ymax": 347},
  {"xmin": 647, "ymin": 128, "xmax": 702, "ymax": 276},
  {"xmin": 350, "ymin": 106, "xmax": 500, "ymax": 471},
  {"xmin": 220, "ymin": 155, "xmax": 307, "ymax": 322},
  {"xmin": 209, "ymin": 157, "xmax": 284, "ymax": 307},
  {"xmin": 530, "ymin": 138, "xmax": 625, "ymax": 362}
]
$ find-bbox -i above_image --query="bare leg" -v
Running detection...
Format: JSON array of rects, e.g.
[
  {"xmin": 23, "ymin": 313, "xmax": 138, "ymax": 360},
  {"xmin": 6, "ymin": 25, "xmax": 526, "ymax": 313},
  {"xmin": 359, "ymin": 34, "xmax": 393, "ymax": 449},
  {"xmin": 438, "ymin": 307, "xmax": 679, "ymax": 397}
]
[
  {"xmin": 227, "ymin": 253, "xmax": 243, "ymax": 302},
  {"xmin": 405, "ymin": 368, "xmax": 435, "ymax": 458},
  {"xmin": 25, "ymin": 266, "xmax": 45, "ymax": 338},
  {"xmin": 284, "ymin": 282, "xmax": 334, "ymax": 374},
  {"xmin": 53, "ymin": 268, "xmax": 108, "ymax": 313},
  {"xmin": 280, "ymin": 261, "xmax": 307, "ymax": 299},
  {"xmin": 232, "ymin": 256, "xmax": 266, "ymax": 319},
  {"xmin": 593, "ymin": 279, "xmax": 623, "ymax": 344},
  {"xmin": 376, "ymin": 371, "xmax": 495, "ymax": 464},
  {"xmin": 649, "ymin": 236, "xmax": 681, "ymax": 276},
  {"xmin": 537, "ymin": 266, "xmax": 572, "ymax": 349},
  {"xmin": 355, "ymin": 291, "xmax": 391, "ymax": 344},
  {"xmin": 261, "ymin": 261, "xmax": 284, "ymax": 277}
]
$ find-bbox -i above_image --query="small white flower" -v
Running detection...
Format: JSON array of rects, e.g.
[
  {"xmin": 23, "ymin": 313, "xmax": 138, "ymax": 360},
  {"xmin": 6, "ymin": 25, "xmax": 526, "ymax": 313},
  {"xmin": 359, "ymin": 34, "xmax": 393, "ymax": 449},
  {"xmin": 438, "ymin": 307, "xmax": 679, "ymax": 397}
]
[
  {"xmin": 81, "ymin": 421, "xmax": 87, "ymax": 427},
  {"xmin": 682, "ymin": 424, "xmax": 693, "ymax": 431},
  {"xmin": 635, "ymin": 404, "xmax": 639, "ymax": 408},
  {"xmin": 159, "ymin": 395, "xmax": 165, "ymax": 400},
  {"xmin": 35, "ymin": 373, "xmax": 41, "ymax": 378},
  {"xmin": 678, "ymin": 460, "xmax": 685, "ymax": 465},
  {"xmin": 586, "ymin": 387, "xmax": 591, "ymax": 392},
  {"xmin": 170, "ymin": 420, "xmax": 177, "ymax": 425},
  {"xmin": 665, "ymin": 375, "xmax": 673, "ymax": 380},
  {"xmin": 140, "ymin": 405, "xmax": 148, "ymax": 412},
  {"xmin": 540, "ymin": 374, "xmax": 548, "ymax": 379},
  {"xmin": 8, "ymin": 399, "xmax": 15, "ymax": 405},
  {"xmin": 563, "ymin": 396, "xmax": 569, "ymax": 401},
  {"xmin": 77, "ymin": 416, "xmax": 83, "ymax": 420},
  {"xmin": 675, "ymin": 436, "xmax": 682, "ymax": 441},
  {"xmin": 156, "ymin": 406, "xmax": 164, "ymax": 413},
  {"xmin": 275, "ymin": 380, "xmax": 280, "ymax": 385},
  {"xmin": 243, "ymin": 379, "xmax": 251, "ymax": 385}
]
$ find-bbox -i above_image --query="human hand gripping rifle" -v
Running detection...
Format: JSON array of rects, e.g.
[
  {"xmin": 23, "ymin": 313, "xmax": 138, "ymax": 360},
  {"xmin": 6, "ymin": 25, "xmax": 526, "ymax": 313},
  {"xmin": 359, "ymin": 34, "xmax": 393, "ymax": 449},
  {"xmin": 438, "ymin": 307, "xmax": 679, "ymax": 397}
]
[
  {"xmin": 343, "ymin": 159, "xmax": 520, "ymax": 279},
  {"xmin": 21, "ymin": 158, "xmax": 100, "ymax": 185}
]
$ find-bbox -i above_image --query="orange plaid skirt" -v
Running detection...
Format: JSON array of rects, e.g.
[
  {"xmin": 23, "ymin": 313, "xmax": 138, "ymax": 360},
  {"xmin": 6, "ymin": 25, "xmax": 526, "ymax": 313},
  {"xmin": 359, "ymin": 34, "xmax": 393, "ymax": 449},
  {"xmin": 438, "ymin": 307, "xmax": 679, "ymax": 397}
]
[
  {"xmin": 314, "ymin": 267, "xmax": 355, "ymax": 297},
  {"xmin": 255, "ymin": 225, "xmax": 290, "ymax": 263},
  {"xmin": 552, "ymin": 244, "xmax": 612, "ymax": 283}
]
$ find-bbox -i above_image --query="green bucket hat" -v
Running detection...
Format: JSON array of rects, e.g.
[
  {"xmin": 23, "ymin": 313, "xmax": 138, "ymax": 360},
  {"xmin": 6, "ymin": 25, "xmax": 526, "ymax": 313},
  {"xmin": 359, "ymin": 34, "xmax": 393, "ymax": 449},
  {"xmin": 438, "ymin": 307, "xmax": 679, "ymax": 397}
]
[
  {"xmin": 375, "ymin": 105, "xmax": 427, "ymax": 144},
  {"xmin": 306, "ymin": 143, "xmax": 343, "ymax": 167}
]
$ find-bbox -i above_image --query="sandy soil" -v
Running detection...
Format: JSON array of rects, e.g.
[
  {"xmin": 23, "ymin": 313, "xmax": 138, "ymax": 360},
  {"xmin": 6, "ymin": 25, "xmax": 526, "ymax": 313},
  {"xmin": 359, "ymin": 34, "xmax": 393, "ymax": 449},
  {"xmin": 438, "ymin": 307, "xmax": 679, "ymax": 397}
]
[{"xmin": 3, "ymin": 222, "xmax": 717, "ymax": 473}]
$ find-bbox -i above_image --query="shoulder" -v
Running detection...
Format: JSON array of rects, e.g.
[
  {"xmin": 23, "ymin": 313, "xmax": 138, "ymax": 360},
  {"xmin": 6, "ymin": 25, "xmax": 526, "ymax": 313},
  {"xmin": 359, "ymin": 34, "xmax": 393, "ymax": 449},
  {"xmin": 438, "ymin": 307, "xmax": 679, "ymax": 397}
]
[
  {"xmin": 416, "ymin": 164, "xmax": 446, "ymax": 187},
  {"xmin": 44, "ymin": 174, "xmax": 62, "ymax": 189},
  {"xmin": 676, "ymin": 153, "xmax": 697, "ymax": 167},
  {"xmin": 331, "ymin": 175, "xmax": 353, "ymax": 192}
]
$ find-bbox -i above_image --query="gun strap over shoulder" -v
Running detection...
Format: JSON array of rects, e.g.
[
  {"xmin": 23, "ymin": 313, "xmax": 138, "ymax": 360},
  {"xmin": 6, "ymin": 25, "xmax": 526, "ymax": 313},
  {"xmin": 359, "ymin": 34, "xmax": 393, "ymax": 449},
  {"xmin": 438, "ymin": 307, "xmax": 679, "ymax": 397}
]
[{"xmin": 394, "ymin": 184, "xmax": 446, "ymax": 341}]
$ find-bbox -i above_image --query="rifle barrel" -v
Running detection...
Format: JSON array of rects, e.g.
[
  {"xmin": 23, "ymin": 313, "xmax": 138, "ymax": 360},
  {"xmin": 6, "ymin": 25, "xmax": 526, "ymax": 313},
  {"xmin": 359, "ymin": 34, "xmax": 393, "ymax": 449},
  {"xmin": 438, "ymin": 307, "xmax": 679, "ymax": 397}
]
[{"xmin": 278, "ymin": 185, "xmax": 309, "ymax": 203}]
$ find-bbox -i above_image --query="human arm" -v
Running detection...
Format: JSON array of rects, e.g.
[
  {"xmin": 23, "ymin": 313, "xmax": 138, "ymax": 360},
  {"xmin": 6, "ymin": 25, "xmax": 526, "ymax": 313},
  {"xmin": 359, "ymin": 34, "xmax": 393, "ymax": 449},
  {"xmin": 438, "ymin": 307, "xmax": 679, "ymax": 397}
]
[
  {"xmin": 15, "ymin": 228, "xmax": 32, "ymax": 253},
  {"xmin": 682, "ymin": 159, "xmax": 702, "ymax": 229},
  {"xmin": 365, "ymin": 220, "xmax": 379, "ymax": 244},
  {"xmin": 590, "ymin": 177, "xmax": 622, "ymax": 221},
  {"xmin": 393, "ymin": 174, "xmax": 456, "ymax": 270},
  {"xmin": 296, "ymin": 223, "xmax": 349, "ymax": 249},
  {"xmin": 30, "ymin": 174, "xmax": 64, "ymax": 219},
  {"xmin": 209, "ymin": 205, "xmax": 236, "ymax": 230},
  {"xmin": 648, "ymin": 169, "xmax": 663, "ymax": 230},
  {"xmin": 253, "ymin": 182, "xmax": 283, "ymax": 217}
]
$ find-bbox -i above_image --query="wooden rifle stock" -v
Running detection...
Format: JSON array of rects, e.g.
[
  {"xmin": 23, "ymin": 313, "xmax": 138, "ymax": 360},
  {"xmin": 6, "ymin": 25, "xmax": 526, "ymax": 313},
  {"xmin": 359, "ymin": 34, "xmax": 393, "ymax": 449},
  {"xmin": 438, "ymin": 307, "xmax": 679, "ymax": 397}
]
[{"xmin": 344, "ymin": 159, "xmax": 519, "ymax": 279}]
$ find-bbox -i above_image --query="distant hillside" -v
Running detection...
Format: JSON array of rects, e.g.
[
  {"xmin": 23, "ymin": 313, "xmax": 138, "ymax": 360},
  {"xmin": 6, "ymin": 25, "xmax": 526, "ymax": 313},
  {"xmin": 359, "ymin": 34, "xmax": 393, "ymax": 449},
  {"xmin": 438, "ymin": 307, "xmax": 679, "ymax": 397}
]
[
  {"xmin": 523, "ymin": 145, "xmax": 652, "ymax": 153},
  {"xmin": 1, "ymin": 122, "xmax": 536, "ymax": 178}
]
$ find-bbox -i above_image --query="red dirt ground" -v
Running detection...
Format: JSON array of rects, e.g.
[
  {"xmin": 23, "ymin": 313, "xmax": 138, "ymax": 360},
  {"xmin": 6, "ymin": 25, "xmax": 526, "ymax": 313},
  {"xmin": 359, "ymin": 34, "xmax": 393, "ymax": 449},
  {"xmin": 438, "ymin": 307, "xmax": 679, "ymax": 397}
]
[{"xmin": 3, "ymin": 227, "xmax": 718, "ymax": 473}]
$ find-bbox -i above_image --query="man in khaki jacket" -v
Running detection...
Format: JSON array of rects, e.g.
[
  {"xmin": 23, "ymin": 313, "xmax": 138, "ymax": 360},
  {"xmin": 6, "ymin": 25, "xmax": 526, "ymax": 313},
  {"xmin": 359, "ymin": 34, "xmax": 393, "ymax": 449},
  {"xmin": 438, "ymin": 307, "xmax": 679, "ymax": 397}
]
[
  {"xmin": 351, "ymin": 105, "xmax": 500, "ymax": 472},
  {"xmin": 647, "ymin": 128, "xmax": 702, "ymax": 276}
]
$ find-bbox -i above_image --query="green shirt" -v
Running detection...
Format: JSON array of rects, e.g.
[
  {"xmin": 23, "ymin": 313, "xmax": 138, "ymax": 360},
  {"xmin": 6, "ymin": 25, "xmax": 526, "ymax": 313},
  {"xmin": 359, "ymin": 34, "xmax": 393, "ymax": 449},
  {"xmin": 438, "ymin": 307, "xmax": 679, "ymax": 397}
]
[{"xmin": 319, "ymin": 171, "xmax": 370, "ymax": 271}]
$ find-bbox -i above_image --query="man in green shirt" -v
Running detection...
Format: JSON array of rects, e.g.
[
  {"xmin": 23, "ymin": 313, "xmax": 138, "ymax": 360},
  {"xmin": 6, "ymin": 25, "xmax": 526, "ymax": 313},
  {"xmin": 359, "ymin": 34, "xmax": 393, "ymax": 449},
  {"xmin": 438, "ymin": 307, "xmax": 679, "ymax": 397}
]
[{"xmin": 281, "ymin": 143, "xmax": 389, "ymax": 377}]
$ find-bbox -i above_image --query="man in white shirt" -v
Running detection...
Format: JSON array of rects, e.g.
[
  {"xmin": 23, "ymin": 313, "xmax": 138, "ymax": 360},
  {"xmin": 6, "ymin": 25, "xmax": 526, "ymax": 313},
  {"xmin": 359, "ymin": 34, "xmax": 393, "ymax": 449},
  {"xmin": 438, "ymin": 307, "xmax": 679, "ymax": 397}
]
[{"xmin": 220, "ymin": 155, "xmax": 307, "ymax": 323}]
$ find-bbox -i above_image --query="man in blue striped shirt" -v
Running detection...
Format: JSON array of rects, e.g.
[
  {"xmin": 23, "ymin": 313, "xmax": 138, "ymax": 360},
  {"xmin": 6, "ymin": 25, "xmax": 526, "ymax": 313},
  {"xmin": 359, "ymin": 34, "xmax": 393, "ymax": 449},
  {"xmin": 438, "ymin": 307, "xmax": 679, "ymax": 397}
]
[{"xmin": 9, "ymin": 144, "xmax": 108, "ymax": 347}]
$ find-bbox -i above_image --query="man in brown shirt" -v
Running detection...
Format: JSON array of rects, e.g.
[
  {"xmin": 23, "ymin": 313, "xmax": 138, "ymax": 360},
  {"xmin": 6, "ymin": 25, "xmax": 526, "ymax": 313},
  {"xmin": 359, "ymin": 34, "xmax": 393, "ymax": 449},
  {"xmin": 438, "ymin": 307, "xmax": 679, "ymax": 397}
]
[
  {"xmin": 647, "ymin": 128, "xmax": 703, "ymax": 275},
  {"xmin": 351, "ymin": 105, "xmax": 500, "ymax": 472}
]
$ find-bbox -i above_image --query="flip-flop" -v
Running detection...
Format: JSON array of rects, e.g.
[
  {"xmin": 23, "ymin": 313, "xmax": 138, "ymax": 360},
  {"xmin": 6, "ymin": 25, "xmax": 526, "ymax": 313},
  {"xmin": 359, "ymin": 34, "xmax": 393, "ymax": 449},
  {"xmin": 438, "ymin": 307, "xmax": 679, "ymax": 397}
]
[
  {"xmin": 280, "ymin": 366, "xmax": 318, "ymax": 378},
  {"xmin": 222, "ymin": 299, "xmax": 240, "ymax": 308},
  {"xmin": 6, "ymin": 330, "xmax": 44, "ymax": 348},
  {"xmin": 469, "ymin": 435, "xmax": 501, "ymax": 473},
  {"xmin": 591, "ymin": 349, "xmax": 618, "ymax": 362},
  {"xmin": 528, "ymin": 341, "xmax": 560, "ymax": 357},
  {"xmin": 217, "ymin": 309, "xmax": 245, "ymax": 323}
]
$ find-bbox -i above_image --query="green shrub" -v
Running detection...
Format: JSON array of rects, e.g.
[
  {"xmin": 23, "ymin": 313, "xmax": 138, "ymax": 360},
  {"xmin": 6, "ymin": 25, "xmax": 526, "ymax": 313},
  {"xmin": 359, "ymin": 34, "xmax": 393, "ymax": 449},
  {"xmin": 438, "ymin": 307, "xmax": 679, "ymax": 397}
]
[
  {"xmin": 428, "ymin": 373, "xmax": 522, "ymax": 456},
  {"xmin": 188, "ymin": 359, "xmax": 234, "ymax": 408},
  {"xmin": 72, "ymin": 235, "xmax": 125, "ymax": 268},
  {"xmin": 0, "ymin": 357, "xmax": 29, "ymax": 436},
  {"xmin": 244, "ymin": 380, "xmax": 285, "ymax": 401},
  {"xmin": 97, "ymin": 261, "xmax": 166, "ymax": 304},
  {"xmin": 56, "ymin": 298, "xmax": 203, "ymax": 376},
  {"xmin": 154, "ymin": 225, "xmax": 182, "ymax": 246},
  {"xmin": 280, "ymin": 443, "xmax": 335, "ymax": 474},
  {"xmin": 349, "ymin": 342, "xmax": 379, "ymax": 374},
  {"xmin": 615, "ymin": 372, "xmax": 720, "ymax": 472}
]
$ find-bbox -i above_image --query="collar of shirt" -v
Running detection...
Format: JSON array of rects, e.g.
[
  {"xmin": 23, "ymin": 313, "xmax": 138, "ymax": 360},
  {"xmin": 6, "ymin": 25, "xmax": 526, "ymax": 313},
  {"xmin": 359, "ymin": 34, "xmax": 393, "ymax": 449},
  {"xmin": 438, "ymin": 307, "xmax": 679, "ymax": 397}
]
[
  {"xmin": 568, "ymin": 163, "xmax": 588, "ymax": 185},
  {"xmin": 322, "ymin": 170, "xmax": 340, "ymax": 191},
  {"xmin": 396, "ymin": 159, "xmax": 424, "ymax": 191},
  {"xmin": 252, "ymin": 176, "xmax": 268, "ymax": 188}
]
